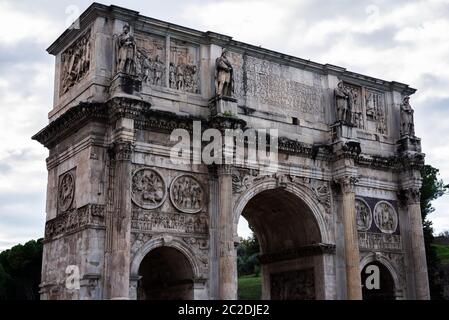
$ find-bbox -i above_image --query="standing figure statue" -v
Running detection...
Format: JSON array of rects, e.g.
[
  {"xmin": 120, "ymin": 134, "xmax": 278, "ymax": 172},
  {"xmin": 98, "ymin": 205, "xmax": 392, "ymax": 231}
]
[
  {"xmin": 400, "ymin": 96, "xmax": 415, "ymax": 136},
  {"xmin": 215, "ymin": 49, "xmax": 234, "ymax": 97},
  {"xmin": 115, "ymin": 24, "xmax": 136, "ymax": 75},
  {"xmin": 334, "ymin": 81, "xmax": 353, "ymax": 124},
  {"xmin": 152, "ymin": 55, "xmax": 164, "ymax": 86}
]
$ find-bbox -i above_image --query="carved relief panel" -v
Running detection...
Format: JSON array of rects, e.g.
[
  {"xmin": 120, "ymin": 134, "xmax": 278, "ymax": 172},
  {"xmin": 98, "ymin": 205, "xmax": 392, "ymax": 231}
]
[
  {"xmin": 131, "ymin": 168, "xmax": 167, "ymax": 209},
  {"xmin": 365, "ymin": 89, "xmax": 387, "ymax": 134},
  {"xmin": 134, "ymin": 32, "xmax": 166, "ymax": 86},
  {"xmin": 57, "ymin": 169, "xmax": 76, "ymax": 213},
  {"xmin": 373, "ymin": 201, "xmax": 398, "ymax": 234},
  {"xmin": 355, "ymin": 198, "xmax": 372, "ymax": 231},
  {"xmin": 244, "ymin": 56, "xmax": 325, "ymax": 120},
  {"xmin": 60, "ymin": 29, "xmax": 91, "ymax": 95},
  {"xmin": 342, "ymin": 83, "xmax": 364, "ymax": 129},
  {"xmin": 170, "ymin": 175, "xmax": 204, "ymax": 214},
  {"xmin": 169, "ymin": 39, "xmax": 200, "ymax": 93}
]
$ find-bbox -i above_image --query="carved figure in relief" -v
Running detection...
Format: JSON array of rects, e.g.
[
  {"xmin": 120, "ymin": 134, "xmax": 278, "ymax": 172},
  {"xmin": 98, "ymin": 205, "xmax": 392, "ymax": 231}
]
[
  {"xmin": 152, "ymin": 55, "xmax": 164, "ymax": 85},
  {"xmin": 374, "ymin": 202, "xmax": 397, "ymax": 234},
  {"xmin": 60, "ymin": 30, "xmax": 91, "ymax": 94},
  {"xmin": 116, "ymin": 24, "xmax": 137, "ymax": 75},
  {"xmin": 215, "ymin": 49, "xmax": 234, "ymax": 97},
  {"xmin": 132, "ymin": 169, "xmax": 166, "ymax": 209},
  {"xmin": 58, "ymin": 172, "xmax": 75, "ymax": 212},
  {"xmin": 334, "ymin": 81, "xmax": 353, "ymax": 124},
  {"xmin": 355, "ymin": 200, "xmax": 372, "ymax": 231},
  {"xmin": 170, "ymin": 176, "xmax": 204, "ymax": 213},
  {"xmin": 400, "ymin": 96, "xmax": 415, "ymax": 136},
  {"xmin": 173, "ymin": 64, "xmax": 183, "ymax": 89},
  {"xmin": 169, "ymin": 63, "xmax": 176, "ymax": 88}
]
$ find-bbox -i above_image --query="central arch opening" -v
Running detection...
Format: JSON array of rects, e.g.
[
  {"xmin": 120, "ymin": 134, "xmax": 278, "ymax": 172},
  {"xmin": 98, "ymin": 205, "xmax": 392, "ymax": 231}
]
[
  {"xmin": 237, "ymin": 187, "xmax": 325, "ymax": 300},
  {"xmin": 137, "ymin": 246, "xmax": 194, "ymax": 300}
]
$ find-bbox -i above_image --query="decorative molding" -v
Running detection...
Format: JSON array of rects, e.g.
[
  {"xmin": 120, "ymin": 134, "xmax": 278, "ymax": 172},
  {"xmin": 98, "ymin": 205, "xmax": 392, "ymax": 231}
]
[
  {"xmin": 131, "ymin": 208, "xmax": 208, "ymax": 234},
  {"xmin": 358, "ymin": 232, "xmax": 402, "ymax": 251},
  {"xmin": 399, "ymin": 188, "xmax": 421, "ymax": 206},
  {"xmin": 44, "ymin": 204, "xmax": 105, "ymax": 240}
]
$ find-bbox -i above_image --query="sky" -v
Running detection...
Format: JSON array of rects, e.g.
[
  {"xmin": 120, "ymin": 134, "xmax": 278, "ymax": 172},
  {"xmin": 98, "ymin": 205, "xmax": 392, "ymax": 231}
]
[{"xmin": 0, "ymin": 0, "xmax": 449, "ymax": 250}]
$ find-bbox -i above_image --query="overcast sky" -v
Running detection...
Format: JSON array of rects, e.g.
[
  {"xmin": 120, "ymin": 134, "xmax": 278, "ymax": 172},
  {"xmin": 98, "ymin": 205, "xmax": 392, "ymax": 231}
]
[{"xmin": 0, "ymin": 0, "xmax": 448, "ymax": 250}]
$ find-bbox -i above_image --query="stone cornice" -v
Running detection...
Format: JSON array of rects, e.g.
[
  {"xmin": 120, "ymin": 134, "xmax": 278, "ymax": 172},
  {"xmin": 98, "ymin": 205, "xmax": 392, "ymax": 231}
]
[{"xmin": 32, "ymin": 102, "xmax": 108, "ymax": 148}]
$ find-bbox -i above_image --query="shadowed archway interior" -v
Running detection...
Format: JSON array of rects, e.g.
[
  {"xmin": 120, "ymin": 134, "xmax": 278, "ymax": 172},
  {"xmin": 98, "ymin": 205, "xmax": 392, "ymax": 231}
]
[
  {"xmin": 137, "ymin": 246, "xmax": 194, "ymax": 300},
  {"xmin": 361, "ymin": 261, "xmax": 396, "ymax": 300},
  {"xmin": 241, "ymin": 188, "xmax": 323, "ymax": 299}
]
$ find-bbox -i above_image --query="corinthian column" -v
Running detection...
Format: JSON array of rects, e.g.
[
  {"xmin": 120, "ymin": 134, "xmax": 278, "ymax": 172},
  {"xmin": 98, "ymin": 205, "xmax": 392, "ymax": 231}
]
[
  {"xmin": 337, "ymin": 176, "xmax": 362, "ymax": 300},
  {"xmin": 217, "ymin": 164, "xmax": 237, "ymax": 299},
  {"xmin": 105, "ymin": 140, "xmax": 133, "ymax": 299},
  {"xmin": 402, "ymin": 188, "xmax": 430, "ymax": 300}
]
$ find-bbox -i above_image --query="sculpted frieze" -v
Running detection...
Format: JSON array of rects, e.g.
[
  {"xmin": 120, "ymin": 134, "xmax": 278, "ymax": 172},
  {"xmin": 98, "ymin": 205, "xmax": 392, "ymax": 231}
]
[
  {"xmin": 134, "ymin": 32, "xmax": 166, "ymax": 86},
  {"xmin": 169, "ymin": 39, "xmax": 199, "ymax": 93},
  {"xmin": 60, "ymin": 29, "xmax": 91, "ymax": 95},
  {"xmin": 245, "ymin": 56, "xmax": 325, "ymax": 118},
  {"xmin": 358, "ymin": 232, "xmax": 402, "ymax": 251},
  {"xmin": 45, "ymin": 204, "xmax": 105, "ymax": 240},
  {"xmin": 131, "ymin": 208, "xmax": 208, "ymax": 234}
]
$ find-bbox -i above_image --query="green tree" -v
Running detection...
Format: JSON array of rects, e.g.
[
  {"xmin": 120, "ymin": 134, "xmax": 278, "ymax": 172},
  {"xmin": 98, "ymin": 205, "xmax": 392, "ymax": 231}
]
[
  {"xmin": 237, "ymin": 234, "xmax": 260, "ymax": 276},
  {"xmin": 420, "ymin": 164, "xmax": 449, "ymax": 299},
  {"xmin": 0, "ymin": 239, "xmax": 43, "ymax": 300}
]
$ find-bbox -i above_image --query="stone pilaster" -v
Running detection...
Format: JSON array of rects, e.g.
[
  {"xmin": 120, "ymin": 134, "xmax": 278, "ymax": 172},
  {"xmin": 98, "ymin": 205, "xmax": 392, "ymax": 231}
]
[
  {"xmin": 104, "ymin": 140, "xmax": 133, "ymax": 299},
  {"xmin": 336, "ymin": 176, "xmax": 362, "ymax": 300},
  {"xmin": 217, "ymin": 164, "xmax": 237, "ymax": 299},
  {"xmin": 401, "ymin": 187, "xmax": 430, "ymax": 300}
]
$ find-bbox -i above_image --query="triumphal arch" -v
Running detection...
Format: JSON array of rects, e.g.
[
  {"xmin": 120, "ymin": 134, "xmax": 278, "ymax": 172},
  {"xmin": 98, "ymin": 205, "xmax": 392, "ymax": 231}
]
[{"xmin": 33, "ymin": 4, "xmax": 429, "ymax": 300}]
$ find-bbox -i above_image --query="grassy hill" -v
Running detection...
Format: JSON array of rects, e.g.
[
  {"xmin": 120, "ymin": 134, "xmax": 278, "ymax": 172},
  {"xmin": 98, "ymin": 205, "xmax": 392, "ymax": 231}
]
[
  {"xmin": 238, "ymin": 274, "xmax": 261, "ymax": 300},
  {"xmin": 433, "ymin": 243, "xmax": 449, "ymax": 265}
]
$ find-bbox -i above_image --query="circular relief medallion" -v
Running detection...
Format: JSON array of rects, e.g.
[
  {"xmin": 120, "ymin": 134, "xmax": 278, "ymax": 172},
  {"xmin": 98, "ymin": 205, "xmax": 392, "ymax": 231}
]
[
  {"xmin": 373, "ymin": 201, "xmax": 398, "ymax": 234},
  {"xmin": 58, "ymin": 172, "xmax": 75, "ymax": 212},
  {"xmin": 355, "ymin": 198, "xmax": 372, "ymax": 231},
  {"xmin": 131, "ymin": 168, "xmax": 166, "ymax": 209},
  {"xmin": 170, "ymin": 175, "xmax": 204, "ymax": 214}
]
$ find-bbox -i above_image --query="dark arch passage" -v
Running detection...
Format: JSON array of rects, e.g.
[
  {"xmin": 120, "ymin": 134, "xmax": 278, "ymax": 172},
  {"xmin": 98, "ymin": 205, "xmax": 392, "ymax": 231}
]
[
  {"xmin": 361, "ymin": 261, "xmax": 396, "ymax": 300},
  {"xmin": 239, "ymin": 188, "xmax": 325, "ymax": 300},
  {"xmin": 137, "ymin": 246, "xmax": 194, "ymax": 300}
]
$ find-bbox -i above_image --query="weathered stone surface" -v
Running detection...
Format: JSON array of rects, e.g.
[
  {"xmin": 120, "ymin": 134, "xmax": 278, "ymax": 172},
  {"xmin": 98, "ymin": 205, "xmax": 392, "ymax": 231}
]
[{"xmin": 33, "ymin": 3, "xmax": 428, "ymax": 300}]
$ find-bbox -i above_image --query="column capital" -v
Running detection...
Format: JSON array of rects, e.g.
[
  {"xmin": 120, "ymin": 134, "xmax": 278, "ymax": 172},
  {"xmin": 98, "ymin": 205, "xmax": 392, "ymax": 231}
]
[
  {"xmin": 335, "ymin": 176, "xmax": 359, "ymax": 193},
  {"xmin": 109, "ymin": 140, "xmax": 134, "ymax": 161},
  {"xmin": 399, "ymin": 187, "xmax": 421, "ymax": 205},
  {"xmin": 216, "ymin": 164, "xmax": 233, "ymax": 176}
]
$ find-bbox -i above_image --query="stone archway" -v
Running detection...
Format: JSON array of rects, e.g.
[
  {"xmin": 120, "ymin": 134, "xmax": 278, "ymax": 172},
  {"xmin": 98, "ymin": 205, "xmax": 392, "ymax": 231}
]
[
  {"xmin": 360, "ymin": 253, "xmax": 402, "ymax": 300},
  {"xmin": 137, "ymin": 246, "xmax": 194, "ymax": 300},
  {"xmin": 130, "ymin": 237, "xmax": 206, "ymax": 300},
  {"xmin": 234, "ymin": 180, "xmax": 335, "ymax": 300}
]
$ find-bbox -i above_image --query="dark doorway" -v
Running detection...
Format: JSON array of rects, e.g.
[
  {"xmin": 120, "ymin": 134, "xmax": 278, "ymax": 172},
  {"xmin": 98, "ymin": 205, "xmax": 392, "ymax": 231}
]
[
  {"xmin": 138, "ymin": 246, "xmax": 194, "ymax": 300},
  {"xmin": 361, "ymin": 261, "xmax": 396, "ymax": 300}
]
